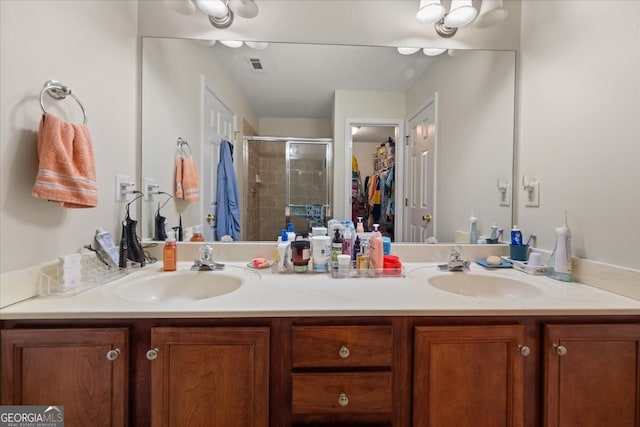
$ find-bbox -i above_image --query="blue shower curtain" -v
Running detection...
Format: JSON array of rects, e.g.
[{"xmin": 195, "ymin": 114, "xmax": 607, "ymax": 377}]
[{"xmin": 215, "ymin": 139, "xmax": 240, "ymax": 240}]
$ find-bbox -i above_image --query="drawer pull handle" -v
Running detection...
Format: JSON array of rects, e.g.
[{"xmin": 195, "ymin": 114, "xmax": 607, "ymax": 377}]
[
  {"xmin": 146, "ymin": 347, "xmax": 159, "ymax": 360},
  {"xmin": 339, "ymin": 345, "xmax": 350, "ymax": 359},
  {"xmin": 553, "ymin": 344, "xmax": 568, "ymax": 356},
  {"xmin": 106, "ymin": 348, "xmax": 120, "ymax": 361},
  {"xmin": 338, "ymin": 392, "xmax": 349, "ymax": 407},
  {"xmin": 517, "ymin": 345, "xmax": 531, "ymax": 357}
]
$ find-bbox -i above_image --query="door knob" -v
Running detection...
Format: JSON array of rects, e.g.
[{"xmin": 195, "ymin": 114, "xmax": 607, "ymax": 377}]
[
  {"xmin": 422, "ymin": 214, "xmax": 432, "ymax": 223},
  {"xmin": 106, "ymin": 348, "xmax": 121, "ymax": 361},
  {"xmin": 206, "ymin": 214, "xmax": 216, "ymax": 223},
  {"xmin": 146, "ymin": 347, "xmax": 159, "ymax": 360},
  {"xmin": 553, "ymin": 344, "xmax": 567, "ymax": 356}
]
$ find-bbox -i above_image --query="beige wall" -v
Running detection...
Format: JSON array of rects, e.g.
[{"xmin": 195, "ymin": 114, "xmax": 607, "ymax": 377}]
[
  {"xmin": 518, "ymin": 1, "xmax": 640, "ymax": 269},
  {"xmin": 258, "ymin": 117, "xmax": 332, "ymax": 138},
  {"xmin": 0, "ymin": 1, "xmax": 138, "ymax": 273},
  {"xmin": 141, "ymin": 37, "xmax": 258, "ymax": 240},
  {"xmin": 406, "ymin": 50, "xmax": 515, "ymax": 242}
]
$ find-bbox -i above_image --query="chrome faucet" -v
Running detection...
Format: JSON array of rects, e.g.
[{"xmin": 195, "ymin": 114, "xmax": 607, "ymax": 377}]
[
  {"xmin": 190, "ymin": 244, "xmax": 225, "ymax": 271},
  {"xmin": 438, "ymin": 245, "xmax": 470, "ymax": 272}
]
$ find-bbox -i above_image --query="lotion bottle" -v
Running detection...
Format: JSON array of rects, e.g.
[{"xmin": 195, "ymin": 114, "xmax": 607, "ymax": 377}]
[
  {"xmin": 277, "ymin": 230, "xmax": 291, "ymax": 273},
  {"xmin": 547, "ymin": 211, "xmax": 572, "ymax": 282},
  {"xmin": 369, "ymin": 224, "xmax": 383, "ymax": 273},
  {"xmin": 163, "ymin": 230, "xmax": 177, "ymax": 272}
]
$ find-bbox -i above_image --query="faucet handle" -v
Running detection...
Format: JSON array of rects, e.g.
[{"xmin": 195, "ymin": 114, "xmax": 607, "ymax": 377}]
[
  {"xmin": 200, "ymin": 244, "xmax": 213, "ymax": 261},
  {"xmin": 450, "ymin": 245, "xmax": 462, "ymax": 259}
]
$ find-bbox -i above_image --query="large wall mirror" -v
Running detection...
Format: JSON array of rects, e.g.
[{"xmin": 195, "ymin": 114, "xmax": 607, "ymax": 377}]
[{"xmin": 141, "ymin": 37, "xmax": 515, "ymax": 243}]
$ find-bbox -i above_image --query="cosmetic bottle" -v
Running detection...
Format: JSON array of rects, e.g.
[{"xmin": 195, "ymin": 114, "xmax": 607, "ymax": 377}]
[
  {"xmin": 369, "ymin": 224, "xmax": 383, "ymax": 273},
  {"xmin": 331, "ymin": 228, "xmax": 343, "ymax": 263},
  {"xmin": 547, "ymin": 211, "xmax": 572, "ymax": 282},
  {"xmin": 510, "ymin": 225, "xmax": 522, "ymax": 246},
  {"xmin": 163, "ymin": 230, "xmax": 177, "ymax": 272},
  {"xmin": 342, "ymin": 225, "xmax": 353, "ymax": 256},
  {"xmin": 356, "ymin": 217, "xmax": 364, "ymax": 233},
  {"xmin": 118, "ymin": 221, "xmax": 128, "ymax": 269}
]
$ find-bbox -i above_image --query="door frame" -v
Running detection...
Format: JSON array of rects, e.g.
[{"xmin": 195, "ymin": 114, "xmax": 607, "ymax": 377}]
[
  {"xmin": 405, "ymin": 93, "xmax": 438, "ymax": 242},
  {"xmin": 344, "ymin": 118, "xmax": 405, "ymax": 241}
]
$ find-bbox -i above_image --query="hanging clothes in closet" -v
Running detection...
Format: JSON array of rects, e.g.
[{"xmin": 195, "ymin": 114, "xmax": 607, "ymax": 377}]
[{"xmin": 364, "ymin": 137, "xmax": 395, "ymax": 239}]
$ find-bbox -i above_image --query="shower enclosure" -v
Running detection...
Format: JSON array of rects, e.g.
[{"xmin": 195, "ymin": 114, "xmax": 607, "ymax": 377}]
[{"xmin": 243, "ymin": 137, "xmax": 332, "ymax": 241}]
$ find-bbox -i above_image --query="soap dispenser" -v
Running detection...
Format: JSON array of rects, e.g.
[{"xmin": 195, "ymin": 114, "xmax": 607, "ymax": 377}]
[{"xmin": 547, "ymin": 211, "xmax": 572, "ymax": 282}]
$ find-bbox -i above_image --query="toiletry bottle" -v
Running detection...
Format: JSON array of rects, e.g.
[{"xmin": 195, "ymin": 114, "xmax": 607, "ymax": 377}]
[
  {"xmin": 287, "ymin": 223, "xmax": 296, "ymax": 242},
  {"xmin": 190, "ymin": 224, "xmax": 204, "ymax": 242},
  {"xmin": 352, "ymin": 235, "xmax": 361, "ymax": 261},
  {"xmin": 163, "ymin": 230, "xmax": 177, "ymax": 272},
  {"xmin": 331, "ymin": 228, "xmax": 343, "ymax": 262},
  {"xmin": 118, "ymin": 221, "xmax": 128, "ymax": 269},
  {"xmin": 369, "ymin": 224, "xmax": 383, "ymax": 273},
  {"xmin": 490, "ymin": 223, "xmax": 499, "ymax": 242},
  {"xmin": 510, "ymin": 225, "xmax": 522, "ymax": 246},
  {"xmin": 548, "ymin": 211, "xmax": 572, "ymax": 282},
  {"xmin": 469, "ymin": 213, "xmax": 478, "ymax": 244},
  {"xmin": 342, "ymin": 225, "xmax": 353, "ymax": 256},
  {"xmin": 356, "ymin": 217, "xmax": 364, "ymax": 233},
  {"xmin": 277, "ymin": 230, "xmax": 291, "ymax": 273},
  {"xmin": 357, "ymin": 241, "xmax": 370, "ymax": 273}
]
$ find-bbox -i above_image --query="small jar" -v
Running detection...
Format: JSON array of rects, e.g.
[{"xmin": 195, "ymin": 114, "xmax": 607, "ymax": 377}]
[{"xmin": 337, "ymin": 254, "xmax": 351, "ymax": 278}]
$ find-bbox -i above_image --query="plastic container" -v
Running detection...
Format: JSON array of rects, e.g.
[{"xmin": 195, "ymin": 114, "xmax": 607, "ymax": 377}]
[
  {"xmin": 94, "ymin": 228, "xmax": 119, "ymax": 268},
  {"xmin": 337, "ymin": 254, "xmax": 351, "ymax": 278},
  {"xmin": 469, "ymin": 214, "xmax": 478, "ymax": 244},
  {"xmin": 277, "ymin": 230, "xmax": 291, "ymax": 273},
  {"xmin": 510, "ymin": 226, "xmax": 523, "ymax": 246},
  {"xmin": 163, "ymin": 230, "xmax": 177, "ymax": 272},
  {"xmin": 331, "ymin": 228, "xmax": 343, "ymax": 262},
  {"xmin": 190, "ymin": 224, "xmax": 204, "ymax": 242}
]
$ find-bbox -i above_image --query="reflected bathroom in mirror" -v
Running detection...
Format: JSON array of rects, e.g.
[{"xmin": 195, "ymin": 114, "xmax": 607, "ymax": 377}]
[{"xmin": 141, "ymin": 37, "xmax": 515, "ymax": 243}]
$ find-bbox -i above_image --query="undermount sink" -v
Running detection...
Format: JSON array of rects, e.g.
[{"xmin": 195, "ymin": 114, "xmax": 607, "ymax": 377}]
[
  {"xmin": 426, "ymin": 273, "xmax": 543, "ymax": 298},
  {"xmin": 114, "ymin": 271, "xmax": 242, "ymax": 303}
]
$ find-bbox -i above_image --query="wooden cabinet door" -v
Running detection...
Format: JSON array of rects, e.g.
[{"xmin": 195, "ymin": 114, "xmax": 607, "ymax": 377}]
[
  {"xmin": 149, "ymin": 326, "xmax": 269, "ymax": 427},
  {"xmin": 1, "ymin": 328, "xmax": 128, "ymax": 427},
  {"xmin": 544, "ymin": 324, "xmax": 640, "ymax": 427},
  {"xmin": 414, "ymin": 325, "xmax": 527, "ymax": 427}
]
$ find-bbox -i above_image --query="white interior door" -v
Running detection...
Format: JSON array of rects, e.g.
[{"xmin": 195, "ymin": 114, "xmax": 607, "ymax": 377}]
[
  {"xmin": 203, "ymin": 82, "xmax": 236, "ymax": 241},
  {"xmin": 405, "ymin": 97, "xmax": 436, "ymax": 242}
]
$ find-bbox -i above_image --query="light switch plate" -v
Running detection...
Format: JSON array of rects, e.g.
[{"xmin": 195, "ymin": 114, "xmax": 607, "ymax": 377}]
[
  {"xmin": 115, "ymin": 174, "xmax": 132, "ymax": 202},
  {"xmin": 525, "ymin": 182, "xmax": 540, "ymax": 207},
  {"xmin": 143, "ymin": 177, "xmax": 157, "ymax": 201}
]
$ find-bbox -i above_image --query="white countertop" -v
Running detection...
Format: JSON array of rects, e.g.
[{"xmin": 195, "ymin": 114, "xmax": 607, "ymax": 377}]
[{"xmin": 1, "ymin": 261, "xmax": 638, "ymax": 320}]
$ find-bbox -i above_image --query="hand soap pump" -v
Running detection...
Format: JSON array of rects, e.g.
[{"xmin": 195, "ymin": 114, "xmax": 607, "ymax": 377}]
[
  {"xmin": 547, "ymin": 211, "xmax": 572, "ymax": 282},
  {"xmin": 163, "ymin": 230, "xmax": 177, "ymax": 272}
]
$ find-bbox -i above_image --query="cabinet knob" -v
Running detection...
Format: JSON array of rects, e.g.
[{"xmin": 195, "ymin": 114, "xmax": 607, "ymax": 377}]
[
  {"xmin": 146, "ymin": 347, "xmax": 159, "ymax": 360},
  {"xmin": 517, "ymin": 345, "xmax": 531, "ymax": 357},
  {"xmin": 338, "ymin": 345, "xmax": 350, "ymax": 359},
  {"xmin": 338, "ymin": 392, "xmax": 349, "ymax": 407},
  {"xmin": 106, "ymin": 348, "xmax": 121, "ymax": 361},
  {"xmin": 553, "ymin": 344, "xmax": 568, "ymax": 356}
]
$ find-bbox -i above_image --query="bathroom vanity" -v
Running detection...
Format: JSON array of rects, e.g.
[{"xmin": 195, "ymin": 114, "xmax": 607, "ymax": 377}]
[{"xmin": 1, "ymin": 255, "xmax": 639, "ymax": 427}]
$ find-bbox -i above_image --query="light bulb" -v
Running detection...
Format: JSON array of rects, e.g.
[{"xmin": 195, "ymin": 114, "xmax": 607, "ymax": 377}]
[
  {"xmin": 397, "ymin": 47, "xmax": 420, "ymax": 55},
  {"xmin": 444, "ymin": 0, "xmax": 477, "ymax": 28},
  {"xmin": 416, "ymin": 0, "xmax": 445, "ymax": 24},
  {"xmin": 423, "ymin": 48, "xmax": 446, "ymax": 56},
  {"xmin": 220, "ymin": 40, "xmax": 244, "ymax": 48},
  {"xmin": 194, "ymin": 0, "xmax": 228, "ymax": 18}
]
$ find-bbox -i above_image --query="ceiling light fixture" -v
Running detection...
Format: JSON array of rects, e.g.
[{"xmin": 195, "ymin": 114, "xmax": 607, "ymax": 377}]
[
  {"xmin": 415, "ymin": 0, "xmax": 508, "ymax": 39},
  {"xmin": 192, "ymin": 0, "xmax": 258, "ymax": 29}
]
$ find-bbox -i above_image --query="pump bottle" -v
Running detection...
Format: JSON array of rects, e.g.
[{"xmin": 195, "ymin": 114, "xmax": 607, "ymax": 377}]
[
  {"xmin": 369, "ymin": 224, "xmax": 383, "ymax": 273},
  {"xmin": 163, "ymin": 230, "xmax": 177, "ymax": 272}
]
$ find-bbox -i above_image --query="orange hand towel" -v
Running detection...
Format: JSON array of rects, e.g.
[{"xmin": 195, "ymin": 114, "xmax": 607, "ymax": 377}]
[
  {"xmin": 175, "ymin": 157, "xmax": 199, "ymax": 203},
  {"xmin": 32, "ymin": 114, "xmax": 98, "ymax": 208}
]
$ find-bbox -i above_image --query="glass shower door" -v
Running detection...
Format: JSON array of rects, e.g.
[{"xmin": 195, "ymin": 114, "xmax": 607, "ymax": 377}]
[{"xmin": 286, "ymin": 140, "xmax": 332, "ymax": 233}]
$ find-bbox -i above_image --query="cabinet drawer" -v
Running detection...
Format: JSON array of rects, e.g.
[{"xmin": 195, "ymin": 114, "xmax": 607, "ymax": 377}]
[
  {"xmin": 291, "ymin": 372, "xmax": 392, "ymax": 415},
  {"xmin": 292, "ymin": 325, "xmax": 392, "ymax": 368}
]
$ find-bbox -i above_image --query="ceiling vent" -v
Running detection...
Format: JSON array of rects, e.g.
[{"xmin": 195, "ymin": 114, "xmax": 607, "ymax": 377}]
[{"xmin": 247, "ymin": 57, "xmax": 264, "ymax": 73}]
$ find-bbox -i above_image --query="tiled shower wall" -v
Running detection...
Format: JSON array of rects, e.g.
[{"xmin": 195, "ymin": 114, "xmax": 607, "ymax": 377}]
[{"xmin": 246, "ymin": 141, "xmax": 288, "ymax": 241}]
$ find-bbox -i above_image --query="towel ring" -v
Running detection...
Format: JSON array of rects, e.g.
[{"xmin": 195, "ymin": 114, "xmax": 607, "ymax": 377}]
[
  {"xmin": 176, "ymin": 137, "xmax": 192, "ymax": 158},
  {"xmin": 39, "ymin": 80, "xmax": 88, "ymax": 125}
]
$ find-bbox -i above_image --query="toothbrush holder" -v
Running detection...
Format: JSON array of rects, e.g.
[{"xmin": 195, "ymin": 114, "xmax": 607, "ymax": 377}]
[{"xmin": 509, "ymin": 244, "xmax": 529, "ymax": 261}]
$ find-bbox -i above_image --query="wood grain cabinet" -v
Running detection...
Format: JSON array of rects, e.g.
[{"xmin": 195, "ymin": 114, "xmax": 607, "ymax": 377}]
[
  {"xmin": 290, "ymin": 325, "xmax": 393, "ymax": 425},
  {"xmin": 148, "ymin": 326, "xmax": 270, "ymax": 427},
  {"xmin": 543, "ymin": 323, "xmax": 640, "ymax": 427},
  {"xmin": 413, "ymin": 324, "xmax": 528, "ymax": 427},
  {"xmin": 1, "ymin": 328, "xmax": 128, "ymax": 427}
]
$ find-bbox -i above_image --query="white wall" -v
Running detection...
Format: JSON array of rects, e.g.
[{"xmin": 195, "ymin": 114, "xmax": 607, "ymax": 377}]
[
  {"xmin": 406, "ymin": 50, "xmax": 515, "ymax": 242},
  {"xmin": 141, "ymin": 37, "xmax": 258, "ymax": 240},
  {"xmin": 518, "ymin": 1, "xmax": 640, "ymax": 269},
  {"xmin": 333, "ymin": 91, "xmax": 406, "ymax": 219},
  {"xmin": 258, "ymin": 117, "xmax": 332, "ymax": 138},
  {"xmin": 0, "ymin": 1, "xmax": 138, "ymax": 273}
]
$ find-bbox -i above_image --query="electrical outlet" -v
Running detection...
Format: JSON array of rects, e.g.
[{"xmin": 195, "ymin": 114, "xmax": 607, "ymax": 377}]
[
  {"xmin": 525, "ymin": 181, "xmax": 540, "ymax": 207},
  {"xmin": 115, "ymin": 174, "xmax": 133, "ymax": 202},
  {"xmin": 499, "ymin": 184, "xmax": 511, "ymax": 207},
  {"xmin": 143, "ymin": 177, "xmax": 157, "ymax": 201}
]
